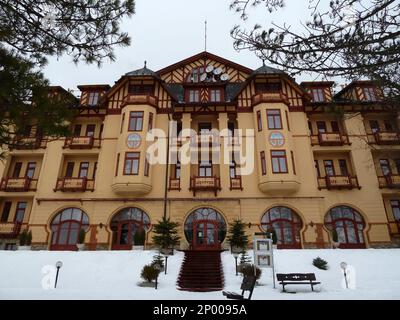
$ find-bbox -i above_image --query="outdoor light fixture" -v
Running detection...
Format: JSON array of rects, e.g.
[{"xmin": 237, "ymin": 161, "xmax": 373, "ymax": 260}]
[
  {"xmin": 340, "ymin": 261, "xmax": 348, "ymax": 289},
  {"xmin": 232, "ymin": 252, "xmax": 240, "ymax": 276},
  {"xmin": 54, "ymin": 261, "xmax": 63, "ymax": 289}
]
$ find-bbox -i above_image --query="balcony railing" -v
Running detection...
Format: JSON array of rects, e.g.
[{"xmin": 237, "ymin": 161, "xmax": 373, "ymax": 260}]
[
  {"xmin": 190, "ymin": 133, "xmax": 220, "ymax": 146},
  {"xmin": 251, "ymin": 92, "xmax": 289, "ymax": 106},
  {"xmin": 168, "ymin": 178, "xmax": 181, "ymax": 190},
  {"xmin": 378, "ymin": 175, "xmax": 400, "ymax": 189},
  {"xmin": 12, "ymin": 136, "xmax": 46, "ymax": 150},
  {"xmin": 190, "ymin": 176, "xmax": 221, "ymax": 196},
  {"xmin": 64, "ymin": 136, "xmax": 101, "ymax": 149},
  {"xmin": 367, "ymin": 131, "xmax": 400, "ymax": 145},
  {"xmin": 310, "ymin": 132, "xmax": 350, "ymax": 146},
  {"xmin": 317, "ymin": 175, "xmax": 360, "ymax": 190},
  {"xmin": 121, "ymin": 94, "xmax": 158, "ymax": 108},
  {"xmin": 230, "ymin": 176, "xmax": 243, "ymax": 190},
  {"xmin": 0, "ymin": 177, "xmax": 37, "ymax": 192},
  {"xmin": 55, "ymin": 177, "xmax": 95, "ymax": 192},
  {"xmin": 0, "ymin": 222, "xmax": 22, "ymax": 239}
]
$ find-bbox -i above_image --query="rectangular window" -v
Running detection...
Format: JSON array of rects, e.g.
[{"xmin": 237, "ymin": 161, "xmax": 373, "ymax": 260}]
[
  {"xmin": 230, "ymin": 161, "xmax": 237, "ymax": 178},
  {"xmin": 129, "ymin": 112, "xmax": 144, "ymax": 131},
  {"xmin": 363, "ymin": 87, "xmax": 377, "ymax": 101},
  {"xmin": 291, "ymin": 151, "xmax": 296, "ymax": 175},
  {"xmin": 65, "ymin": 162, "xmax": 75, "ymax": 178},
  {"xmin": 129, "ymin": 85, "xmax": 154, "ymax": 95},
  {"xmin": 380, "ymin": 159, "xmax": 391, "ymax": 176},
  {"xmin": 199, "ymin": 122, "xmax": 212, "ymax": 134},
  {"xmin": 257, "ymin": 110, "xmax": 262, "ymax": 131},
  {"xmin": 115, "ymin": 153, "xmax": 120, "ymax": 177},
  {"xmin": 88, "ymin": 92, "xmax": 100, "ymax": 106},
  {"xmin": 271, "ymin": 150, "xmax": 288, "ymax": 173},
  {"xmin": 369, "ymin": 120, "xmax": 380, "ymax": 133},
  {"xmin": 124, "ymin": 152, "xmax": 140, "ymax": 175},
  {"xmin": 85, "ymin": 125, "xmax": 96, "ymax": 137},
  {"xmin": 199, "ymin": 161, "xmax": 212, "ymax": 177},
  {"xmin": 312, "ymin": 88, "xmax": 325, "ymax": 102},
  {"xmin": 209, "ymin": 89, "xmax": 221, "ymax": 102},
  {"xmin": 144, "ymin": 155, "xmax": 150, "ymax": 177},
  {"xmin": 338, "ymin": 159, "xmax": 349, "ymax": 176},
  {"xmin": 189, "ymin": 90, "xmax": 200, "ymax": 103},
  {"xmin": 314, "ymin": 160, "xmax": 321, "ymax": 177},
  {"xmin": 148, "ymin": 113, "xmax": 154, "ymax": 131},
  {"xmin": 25, "ymin": 162, "xmax": 36, "ymax": 179},
  {"xmin": 12, "ymin": 162, "xmax": 22, "ymax": 178},
  {"xmin": 5, "ymin": 243, "xmax": 16, "ymax": 250},
  {"xmin": 73, "ymin": 124, "xmax": 82, "ymax": 137},
  {"xmin": 267, "ymin": 110, "xmax": 282, "ymax": 129},
  {"xmin": 384, "ymin": 120, "xmax": 393, "ymax": 131},
  {"xmin": 260, "ymin": 151, "xmax": 266, "ymax": 176},
  {"xmin": 255, "ymin": 82, "xmax": 281, "ymax": 93},
  {"xmin": 14, "ymin": 202, "xmax": 27, "ymax": 223},
  {"xmin": 316, "ymin": 121, "xmax": 327, "ymax": 133},
  {"xmin": 324, "ymin": 160, "xmax": 335, "ymax": 176},
  {"xmin": 390, "ymin": 200, "xmax": 400, "ymax": 221},
  {"xmin": 175, "ymin": 162, "xmax": 181, "ymax": 179},
  {"xmin": 78, "ymin": 162, "xmax": 89, "ymax": 178},
  {"xmin": 285, "ymin": 111, "xmax": 291, "ymax": 131},
  {"xmin": 330, "ymin": 121, "xmax": 339, "ymax": 133},
  {"xmin": 93, "ymin": 162, "xmax": 98, "ymax": 180},
  {"xmin": 1, "ymin": 201, "xmax": 12, "ymax": 222}
]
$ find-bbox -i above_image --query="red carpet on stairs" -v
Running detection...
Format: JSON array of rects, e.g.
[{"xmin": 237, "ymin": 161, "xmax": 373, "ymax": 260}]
[{"xmin": 177, "ymin": 250, "xmax": 224, "ymax": 292}]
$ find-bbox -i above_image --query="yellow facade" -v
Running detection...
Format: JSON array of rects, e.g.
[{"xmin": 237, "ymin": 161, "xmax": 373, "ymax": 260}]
[{"xmin": 0, "ymin": 52, "xmax": 399, "ymax": 250}]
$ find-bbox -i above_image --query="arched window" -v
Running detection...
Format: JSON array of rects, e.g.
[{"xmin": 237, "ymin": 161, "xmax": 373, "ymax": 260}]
[
  {"xmin": 324, "ymin": 206, "xmax": 365, "ymax": 248},
  {"xmin": 110, "ymin": 207, "xmax": 151, "ymax": 250},
  {"xmin": 184, "ymin": 208, "xmax": 226, "ymax": 250},
  {"xmin": 260, "ymin": 206, "xmax": 303, "ymax": 248},
  {"xmin": 50, "ymin": 208, "xmax": 89, "ymax": 251}
]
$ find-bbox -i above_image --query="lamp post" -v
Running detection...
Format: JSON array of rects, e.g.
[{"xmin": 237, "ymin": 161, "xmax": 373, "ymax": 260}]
[
  {"xmin": 340, "ymin": 261, "xmax": 348, "ymax": 289},
  {"xmin": 54, "ymin": 261, "xmax": 63, "ymax": 289},
  {"xmin": 233, "ymin": 252, "xmax": 240, "ymax": 276}
]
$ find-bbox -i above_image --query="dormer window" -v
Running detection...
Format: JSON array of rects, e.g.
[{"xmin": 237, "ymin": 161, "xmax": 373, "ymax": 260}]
[
  {"xmin": 311, "ymin": 88, "xmax": 326, "ymax": 102},
  {"xmin": 88, "ymin": 92, "xmax": 100, "ymax": 106},
  {"xmin": 128, "ymin": 84, "xmax": 154, "ymax": 95},
  {"xmin": 363, "ymin": 87, "xmax": 378, "ymax": 101}
]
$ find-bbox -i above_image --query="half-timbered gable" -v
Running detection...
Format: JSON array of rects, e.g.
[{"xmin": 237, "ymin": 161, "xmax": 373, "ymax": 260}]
[{"xmin": 335, "ymin": 81, "xmax": 383, "ymax": 102}]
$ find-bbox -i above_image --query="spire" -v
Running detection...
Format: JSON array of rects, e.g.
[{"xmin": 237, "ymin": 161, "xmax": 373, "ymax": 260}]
[
  {"xmin": 144, "ymin": 60, "xmax": 147, "ymax": 68},
  {"xmin": 204, "ymin": 20, "xmax": 207, "ymax": 52}
]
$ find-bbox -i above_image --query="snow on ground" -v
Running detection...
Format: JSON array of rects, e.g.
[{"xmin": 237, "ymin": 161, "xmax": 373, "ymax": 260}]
[{"xmin": 0, "ymin": 249, "xmax": 399, "ymax": 300}]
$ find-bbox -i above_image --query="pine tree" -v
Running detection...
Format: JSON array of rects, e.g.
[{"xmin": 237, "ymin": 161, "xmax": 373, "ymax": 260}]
[
  {"xmin": 227, "ymin": 219, "xmax": 249, "ymax": 252},
  {"xmin": 152, "ymin": 217, "xmax": 180, "ymax": 255}
]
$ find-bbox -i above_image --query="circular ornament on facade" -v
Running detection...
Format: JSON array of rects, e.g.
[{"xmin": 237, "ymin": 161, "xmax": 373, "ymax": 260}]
[
  {"xmin": 269, "ymin": 131, "xmax": 285, "ymax": 147},
  {"xmin": 126, "ymin": 133, "xmax": 142, "ymax": 149}
]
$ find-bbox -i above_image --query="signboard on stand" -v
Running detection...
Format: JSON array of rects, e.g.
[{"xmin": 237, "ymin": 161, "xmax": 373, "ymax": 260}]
[{"xmin": 253, "ymin": 232, "xmax": 276, "ymax": 288}]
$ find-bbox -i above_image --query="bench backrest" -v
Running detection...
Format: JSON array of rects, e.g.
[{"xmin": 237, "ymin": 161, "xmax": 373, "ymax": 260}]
[
  {"xmin": 241, "ymin": 275, "xmax": 257, "ymax": 300},
  {"xmin": 276, "ymin": 273, "xmax": 316, "ymax": 281}
]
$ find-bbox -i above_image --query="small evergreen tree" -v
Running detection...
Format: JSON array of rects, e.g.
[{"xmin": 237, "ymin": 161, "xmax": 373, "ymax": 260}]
[
  {"xmin": 313, "ymin": 257, "xmax": 329, "ymax": 270},
  {"xmin": 19, "ymin": 229, "xmax": 28, "ymax": 246},
  {"xmin": 151, "ymin": 255, "xmax": 165, "ymax": 271},
  {"xmin": 140, "ymin": 264, "xmax": 160, "ymax": 283},
  {"xmin": 152, "ymin": 217, "xmax": 180, "ymax": 254},
  {"xmin": 227, "ymin": 219, "xmax": 249, "ymax": 252}
]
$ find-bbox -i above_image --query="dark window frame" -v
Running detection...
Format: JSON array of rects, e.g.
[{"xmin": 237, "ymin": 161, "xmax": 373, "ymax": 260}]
[
  {"xmin": 323, "ymin": 160, "xmax": 335, "ymax": 176},
  {"xmin": 271, "ymin": 150, "xmax": 288, "ymax": 174},
  {"xmin": 267, "ymin": 109, "xmax": 283, "ymax": 130},
  {"xmin": 124, "ymin": 152, "xmax": 140, "ymax": 175},
  {"xmin": 25, "ymin": 162, "xmax": 36, "ymax": 179},
  {"xmin": 260, "ymin": 151, "xmax": 266, "ymax": 176},
  {"xmin": 128, "ymin": 111, "xmax": 144, "ymax": 132}
]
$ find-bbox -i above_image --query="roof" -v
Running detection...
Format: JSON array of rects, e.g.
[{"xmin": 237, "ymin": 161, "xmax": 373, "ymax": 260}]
[
  {"xmin": 125, "ymin": 62, "xmax": 160, "ymax": 79},
  {"xmin": 300, "ymin": 81, "xmax": 335, "ymax": 87},
  {"xmin": 334, "ymin": 80, "xmax": 378, "ymax": 98},
  {"xmin": 251, "ymin": 64, "xmax": 285, "ymax": 76},
  {"xmin": 166, "ymin": 84, "xmax": 184, "ymax": 102},
  {"xmin": 225, "ymin": 83, "xmax": 242, "ymax": 102},
  {"xmin": 77, "ymin": 84, "xmax": 111, "ymax": 90}
]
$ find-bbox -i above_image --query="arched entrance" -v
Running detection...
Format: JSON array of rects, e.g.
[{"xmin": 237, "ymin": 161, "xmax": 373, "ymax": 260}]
[
  {"xmin": 110, "ymin": 207, "xmax": 151, "ymax": 250},
  {"xmin": 324, "ymin": 206, "xmax": 366, "ymax": 248},
  {"xmin": 50, "ymin": 208, "xmax": 89, "ymax": 251},
  {"xmin": 184, "ymin": 208, "xmax": 227, "ymax": 250},
  {"xmin": 260, "ymin": 206, "xmax": 303, "ymax": 249}
]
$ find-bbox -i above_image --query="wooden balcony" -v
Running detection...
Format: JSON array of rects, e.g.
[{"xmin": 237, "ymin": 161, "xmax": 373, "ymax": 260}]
[
  {"xmin": 311, "ymin": 132, "xmax": 350, "ymax": 146},
  {"xmin": 168, "ymin": 178, "xmax": 181, "ymax": 190},
  {"xmin": 378, "ymin": 175, "xmax": 400, "ymax": 189},
  {"xmin": 251, "ymin": 92, "xmax": 289, "ymax": 106},
  {"xmin": 230, "ymin": 177, "xmax": 243, "ymax": 190},
  {"xmin": 190, "ymin": 176, "xmax": 221, "ymax": 196},
  {"xmin": 0, "ymin": 177, "xmax": 37, "ymax": 192},
  {"xmin": 373, "ymin": 132, "xmax": 400, "ymax": 145},
  {"xmin": 12, "ymin": 136, "xmax": 46, "ymax": 150},
  {"xmin": 317, "ymin": 175, "xmax": 360, "ymax": 190},
  {"xmin": 64, "ymin": 136, "xmax": 101, "ymax": 149},
  {"xmin": 121, "ymin": 94, "xmax": 158, "ymax": 108},
  {"xmin": 55, "ymin": 177, "xmax": 95, "ymax": 192},
  {"xmin": 0, "ymin": 222, "xmax": 22, "ymax": 239}
]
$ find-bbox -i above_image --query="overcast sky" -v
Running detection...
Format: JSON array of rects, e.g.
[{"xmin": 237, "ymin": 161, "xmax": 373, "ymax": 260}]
[{"xmin": 43, "ymin": 0, "xmax": 339, "ymax": 96}]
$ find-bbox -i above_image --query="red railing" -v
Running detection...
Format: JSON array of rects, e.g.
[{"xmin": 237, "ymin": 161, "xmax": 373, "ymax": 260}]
[
  {"xmin": 0, "ymin": 222, "xmax": 22, "ymax": 239},
  {"xmin": 64, "ymin": 136, "xmax": 101, "ymax": 149},
  {"xmin": 0, "ymin": 177, "xmax": 37, "ymax": 191},
  {"xmin": 55, "ymin": 177, "xmax": 95, "ymax": 192},
  {"xmin": 190, "ymin": 176, "xmax": 221, "ymax": 196},
  {"xmin": 251, "ymin": 92, "xmax": 289, "ymax": 106},
  {"xmin": 317, "ymin": 175, "xmax": 360, "ymax": 190}
]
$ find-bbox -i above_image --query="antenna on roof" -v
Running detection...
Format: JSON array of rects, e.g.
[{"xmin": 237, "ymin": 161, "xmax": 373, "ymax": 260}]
[{"xmin": 204, "ymin": 20, "xmax": 207, "ymax": 52}]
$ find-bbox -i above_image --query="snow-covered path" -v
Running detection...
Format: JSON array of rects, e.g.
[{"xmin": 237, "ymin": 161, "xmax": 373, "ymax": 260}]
[{"xmin": 0, "ymin": 249, "xmax": 399, "ymax": 300}]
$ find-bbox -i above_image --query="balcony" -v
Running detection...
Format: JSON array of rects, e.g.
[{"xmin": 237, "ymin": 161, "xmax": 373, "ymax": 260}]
[
  {"xmin": 168, "ymin": 178, "xmax": 181, "ymax": 191},
  {"xmin": 370, "ymin": 132, "xmax": 400, "ymax": 145},
  {"xmin": 311, "ymin": 132, "xmax": 350, "ymax": 146},
  {"xmin": 121, "ymin": 94, "xmax": 158, "ymax": 108},
  {"xmin": 0, "ymin": 177, "xmax": 37, "ymax": 192},
  {"xmin": 55, "ymin": 177, "xmax": 95, "ymax": 192},
  {"xmin": 230, "ymin": 177, "xmax": 243, "ymax": 190},
  {"xmin": 190, "ymin": 176, "xmax": 221, "ymax": 196},
  {"xmin": 378, "ymin": 175, "xmax": 400, "ymax": 189},
  {"xmin": 317, "ymin": 175, "xmax": 360, "ymax": 190},
  {"xmin": 0, "ymin": 222, "xmax": 22, "ymax": 239},
  {"xmin": 64, "ymin": 136, "xmax": 101, "ymax": 149},
  {"xmin": 12, "ymin": 136, "xmax": 46, "ymax": 150},
  {"xmin": 251, "ymin": 92, "xmax": 289, "ymax": 106},
  {"xmin": 190, "ymin": 133, "xmax": 220, "ymax": 146}
]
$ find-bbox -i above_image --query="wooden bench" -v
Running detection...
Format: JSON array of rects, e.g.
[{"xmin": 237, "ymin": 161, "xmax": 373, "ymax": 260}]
[
  {"xmin": 222, "ymin": 275, "xmax": 257, "ymax": 300},
  {"xmin": 276, "ymin": 273, "xmax": 321, "ymax": 292}
]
